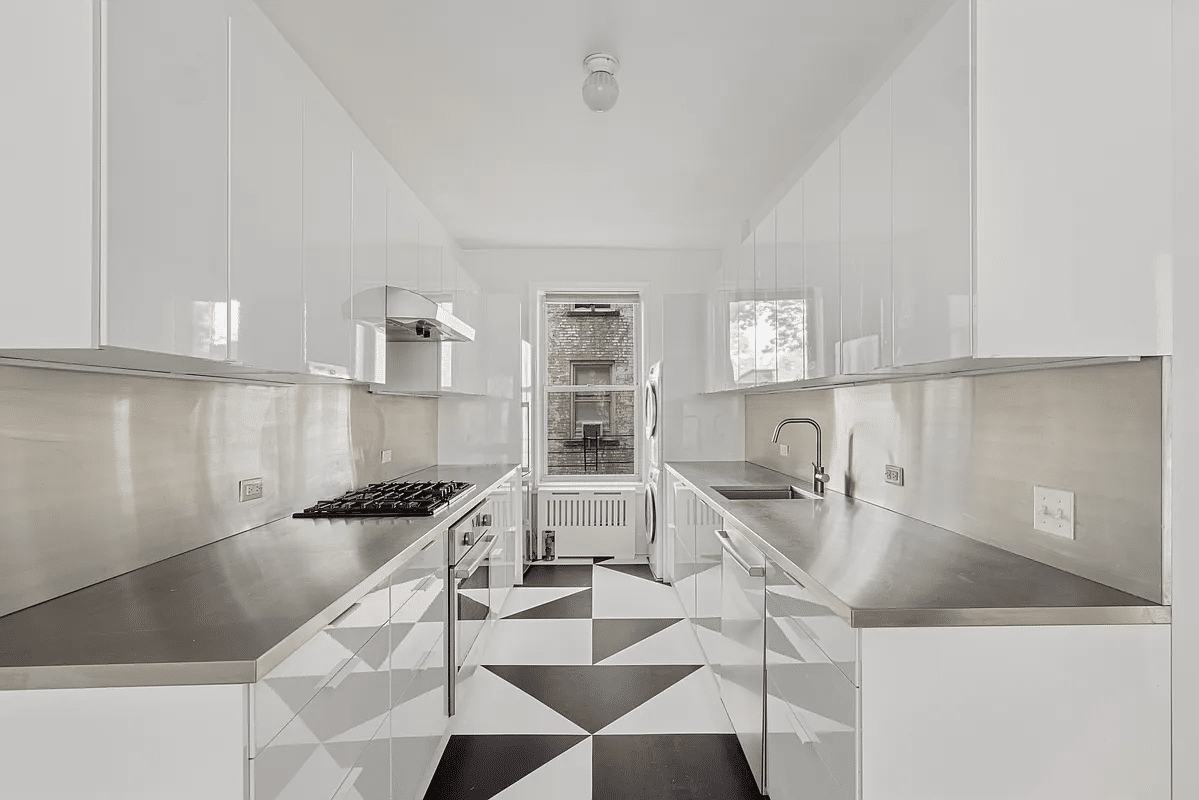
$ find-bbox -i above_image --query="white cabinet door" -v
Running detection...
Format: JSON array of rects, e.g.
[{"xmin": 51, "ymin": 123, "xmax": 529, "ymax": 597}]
[
  {"xmin": 386, "ymin": 181, "xmax": 420, "ymax": 291},
  {"xmin": 417, "ymin": 234, "xmax": 443, "ymax": 296},
  {"xmin": 103, "ymin": 0, "xmax": 231, "ymax": 360},
  {"xmin": 802, "ymin": 141, "xmax": 841, "ymax": 379},
  {"xmin": 229, "ymin": 2, "xmax": 304, "ymax": 373},
  {"xmin": 973, "ymin": 0, "xmax": 1171, "ymax": 358},
  {"xmin": 891, "ymin": 0, "xmax": 971, "ymax": 367},
  {"xmin": 774, "ymin": 183, "xmax": 805, "ymax": 383},
  {"xmin": 840, "ymin": 80, "xmax": 893, "ymax": 374},
  {"xmin": 734, "ymin": 235, "xmax": 756, "ymax": 388},
  {"xmin": 351, "ymin": 145, "xmax": 389, "ymax": 384},
  {"xmin": 0, "ymin": 0, "xmax": 96, "ymax": 350},
  {"xmin": 302, "ymin": 86, "xmax": 354, "ymax": 379},
  {"xmin": 755, "ymin": 211, "xmax": 778, "ymax": 385}
]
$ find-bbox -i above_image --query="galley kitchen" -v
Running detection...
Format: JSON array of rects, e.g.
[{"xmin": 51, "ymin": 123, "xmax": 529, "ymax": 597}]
[{"xmin": 1, "ymin": 2, "xmax": 1195, "ymax": 799}]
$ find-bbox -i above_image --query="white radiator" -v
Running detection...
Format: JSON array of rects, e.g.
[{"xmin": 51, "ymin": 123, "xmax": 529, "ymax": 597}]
[{"xmin": 537, "ymin": 488, "xmax": 637, "ymax": 559}]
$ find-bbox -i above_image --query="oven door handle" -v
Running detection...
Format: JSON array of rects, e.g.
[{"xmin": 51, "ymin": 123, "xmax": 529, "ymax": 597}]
[{"xmin": 454, "ymin": 533, "xmax": 497, "ymax": 580}]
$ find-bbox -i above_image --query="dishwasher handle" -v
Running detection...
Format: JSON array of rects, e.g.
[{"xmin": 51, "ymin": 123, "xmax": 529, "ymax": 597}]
[
  {"xmin": 454, "ymin": 533, "xmax": 497, "ymax": 580},
  {"xmin": 717, "ymin": 530, "xmax": 765, "ymax": 578}
]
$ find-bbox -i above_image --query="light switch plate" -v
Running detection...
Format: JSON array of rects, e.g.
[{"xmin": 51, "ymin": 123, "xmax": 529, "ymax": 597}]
[
  {"xmin": 239, "ymin": 478, "xmax": 263, "ymax": 502},
  {"xmin": 381, "ymin": 449, "xmax": 392, "ymax": 464},
  {"xmin": 778, "ymin": 444, "xmax": 789, "ymax": 457},
  {"xmin": 1033, "ymin": 486, "xmax": 1074, "ymax": 539}
]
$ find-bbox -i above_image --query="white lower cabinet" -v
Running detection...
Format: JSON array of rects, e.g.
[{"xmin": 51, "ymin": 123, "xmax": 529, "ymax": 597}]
[
  {"xmin": 250, "ymin": 533, "xmax": 449, "ymax": 800},
  {"xmin": 766, "ymin": 560, "xmax": 858, "ymax": 800}
]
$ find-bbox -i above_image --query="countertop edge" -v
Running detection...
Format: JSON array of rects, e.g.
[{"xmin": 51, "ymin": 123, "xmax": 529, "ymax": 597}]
[
  {"xmin": 0, "ymin": 464, "xmax": 520, "ymax": 692},
  {"xmin": 665, "ymin": 462, "xmax": 1171, "ymax": 629}
]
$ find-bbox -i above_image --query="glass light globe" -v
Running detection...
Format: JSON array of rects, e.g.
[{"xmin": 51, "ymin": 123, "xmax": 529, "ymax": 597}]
[{"xmin": 582, "ymin": 70, "xmax": 619, "ymax": 112}]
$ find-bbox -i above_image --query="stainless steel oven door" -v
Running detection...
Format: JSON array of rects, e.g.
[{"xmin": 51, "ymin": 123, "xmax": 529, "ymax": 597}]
[{"xmin": 448, "ymin": 532, "xmax": 496, "ymax": 715}]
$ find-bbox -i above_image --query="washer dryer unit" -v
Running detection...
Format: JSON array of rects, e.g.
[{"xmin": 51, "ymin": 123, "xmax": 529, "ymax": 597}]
[{"xmin": 644, "ymin": 362, "xmax": 668, "ymax": 580}]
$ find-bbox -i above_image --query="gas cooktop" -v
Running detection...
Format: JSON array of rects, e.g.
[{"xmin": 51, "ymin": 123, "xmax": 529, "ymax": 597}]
[{"xmin": 294, "ymin": 480, "xmax": 474, "ymax": 518}]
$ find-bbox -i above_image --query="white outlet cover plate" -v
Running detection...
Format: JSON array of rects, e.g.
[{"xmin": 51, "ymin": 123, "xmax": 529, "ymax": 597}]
[
  {"xmin": 778, "ymin": 444, "xmax": 789, "ymax": 456},
  {"xmin": 1033, "ymin": 486, "xmax": 1074, "ymax": 539},
  {"xmin": 381, "ymin": 449, "xmax": 393, "ymax": 464}
]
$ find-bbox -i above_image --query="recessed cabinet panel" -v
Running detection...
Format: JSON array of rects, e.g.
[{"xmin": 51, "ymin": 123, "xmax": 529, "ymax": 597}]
[
  {"xmin": 802, "ymin": 141, "xmax": 841, "ymax": 379},
  {"xmin": 302, "ymin": 87, "xmax": 354, "ymax": 379},
  {"xmin": 352, "ymin": 146, "xmax": 389, "ymax": 384},
  {"xmin": 103, "ymin": 0, "xmax": 231, "ymax": 360},
  {"xmin": 892, "ymin": 0, "xmax": 971, "ymax": 366},
  {"xmin": 775, "ymin": 184, "xmax": 805, "ymax": 383},
  {"xmin": 229, "ymin": 4, "xmax": 304, "ymax": 372},
  {"xmin": 755, "ymin": 211, "xmax": 778, "ymax": 385},
  {"xmin": 840, "ymin": 80, "xmax": 893, "ymax": 374}
]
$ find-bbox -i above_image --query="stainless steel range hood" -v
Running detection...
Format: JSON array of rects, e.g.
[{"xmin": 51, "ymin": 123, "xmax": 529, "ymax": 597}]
[{"xmin": 385, "ymin": 287, "xmax": 475, "ymax": 343}]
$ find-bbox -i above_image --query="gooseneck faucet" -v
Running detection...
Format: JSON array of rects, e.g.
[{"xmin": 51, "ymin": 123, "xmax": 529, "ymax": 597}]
[{"xmin": 771, "ymin": 418, "xmax": 831, "ymax": 497}]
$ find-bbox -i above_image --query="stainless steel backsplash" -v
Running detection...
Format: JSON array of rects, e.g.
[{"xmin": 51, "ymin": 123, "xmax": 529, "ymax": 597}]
[
  {"xmin": 0, "ymin": 362, "xmax": 436, "ymax": 618},
  {"xmin": 746, "ymin": 359, "xmax": 1165, "ymax": 602}
]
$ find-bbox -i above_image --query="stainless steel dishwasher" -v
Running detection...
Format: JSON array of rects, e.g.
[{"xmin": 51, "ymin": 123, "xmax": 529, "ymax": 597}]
[{"xmin": 717, "ymin": 525, "xmax": 768, "ymax": 793}]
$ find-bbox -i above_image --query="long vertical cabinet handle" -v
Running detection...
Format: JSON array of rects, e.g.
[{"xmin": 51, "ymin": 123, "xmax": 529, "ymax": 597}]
[{"xmin": 716, "ymin": 530, "xmax": 765, "ymax": 577}]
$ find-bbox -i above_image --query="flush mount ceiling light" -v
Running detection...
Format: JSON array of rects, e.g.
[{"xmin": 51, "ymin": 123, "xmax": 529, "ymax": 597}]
[{"xmin": 582, "ymin": 53, "xmax": 619, "ymax": 112}]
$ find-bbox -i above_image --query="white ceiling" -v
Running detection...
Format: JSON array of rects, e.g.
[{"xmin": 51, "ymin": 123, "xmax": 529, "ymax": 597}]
[{"xmin": 254, "ymin": 0, "xmax": 941, "ymax": 250}]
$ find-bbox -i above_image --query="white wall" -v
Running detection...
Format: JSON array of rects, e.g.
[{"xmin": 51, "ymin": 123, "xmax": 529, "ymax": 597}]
[
  {"xmin": 1173, "ymin": 0, "xmax": 1199, "ymax": 795},
  {"xmin": 461, "ymin": 248, "xmax": 745, "ymax": 466}
]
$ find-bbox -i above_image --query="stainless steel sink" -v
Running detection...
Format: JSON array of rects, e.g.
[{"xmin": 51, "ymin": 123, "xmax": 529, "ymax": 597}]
[{"xmin": 711, "ymin": 484, "xmax": 822, "ymax": 501}]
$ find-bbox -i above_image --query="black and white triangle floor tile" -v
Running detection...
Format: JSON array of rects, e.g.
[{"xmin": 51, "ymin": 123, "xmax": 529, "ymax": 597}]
[{"xmin": 428, "ymin": 559, "xmax": 764, "ymax": 799}]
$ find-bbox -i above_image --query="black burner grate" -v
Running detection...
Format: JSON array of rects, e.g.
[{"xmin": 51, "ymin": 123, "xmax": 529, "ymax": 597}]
[{"xmin": 294, "ymin": 480, "xmax": 473, "ymax": 518}]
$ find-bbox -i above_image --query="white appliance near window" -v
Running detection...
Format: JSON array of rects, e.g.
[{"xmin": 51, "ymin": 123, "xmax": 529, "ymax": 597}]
[{"xmin": 645, "ymin": 362, "xmax": 668, "ymax": 578}]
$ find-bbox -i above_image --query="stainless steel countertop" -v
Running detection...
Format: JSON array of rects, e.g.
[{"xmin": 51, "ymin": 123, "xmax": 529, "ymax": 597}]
[
  {"xmin": 667, "ymin": 461, "xmax": 1170, "ymax": 628},
  {"xmin": 0, "ymin": 464, "xmax": 518, "ymax": 690}
]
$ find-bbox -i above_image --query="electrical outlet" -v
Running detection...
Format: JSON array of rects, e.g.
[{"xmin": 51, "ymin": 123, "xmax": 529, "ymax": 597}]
[
  {"xmin": 239, "ymin": 478, "xmax": 263, "ymax": 502},
  {"xmin": 885, "ymin": 465, "xmax": 904, "ymax": 486},
  {"xmin": 381, "ymin": 449, "xmax": 392, "ymax": 464},
  {"xmin": 778, "ymin": 444, "xmax": 789, "ymax": 457},
  {"xmin": 1033, "ymin": 486, "xmax": 1074, "ymax": 539}
]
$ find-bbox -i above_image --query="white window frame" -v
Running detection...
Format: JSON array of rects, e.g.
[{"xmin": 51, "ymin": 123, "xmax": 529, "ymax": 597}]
[{"xmin": 535, "ymin": 288, "xmax": 644, "ymax": 486}]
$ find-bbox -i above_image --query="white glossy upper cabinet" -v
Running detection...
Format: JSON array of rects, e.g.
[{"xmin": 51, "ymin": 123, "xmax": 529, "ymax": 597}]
[
  {"xmin": 0, "ymin": 1, "xmax": 95, "ymax": 349},
  {"xmin": 387, "ymin": 181, "xmax": 420, "ymax": 291},
  {"xmin": 351, "ymin": 143, "xmax": 389, "ymax": 384},
  {"xmin": 774, "ymin": 183, "xmax": 805, "ymax": 383},
  {"xmin": 229, "ymin": 1, "xmax": 304, "ymax": 373},
  {"xmin": 840, "ymin": 81, "xmax": 893, "ymax": 374},
  {"xmin": 301, "ymin": 84, "xmax": 354, "ymax": 379},
  {"xmin": 734, "ymin": 234, "xmax": 757, "ymax": 388},
  {"xmin": 891, "ymin": 0, "xmax": 971, "ymax": 367},
  {"xmin": 973, "ymin": 0, "xmax": 1171, "ymax": 357},
  {"xmin": 802, "ymin": 141, "xmax": 841, "ymax": 379},
  {"xmin": 417, "ymin": 230, "xmax": 444, "ymax": 296},
  {"xmin": 754, "ymin": 211, "xmax": 778, "ymax": 385},
  {"xmin": 705, "ymin": 249, "xmax": 735, "ymax": 393},
  {"xmin": 103, "ymin": 0, "xmax": 232, "ymax": 360}
]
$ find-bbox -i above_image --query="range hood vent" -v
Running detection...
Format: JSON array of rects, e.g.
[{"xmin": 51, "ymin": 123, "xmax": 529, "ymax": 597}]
[{"xmin": 385, "ymin": 287, "xmax": 475, "ymax": 343}]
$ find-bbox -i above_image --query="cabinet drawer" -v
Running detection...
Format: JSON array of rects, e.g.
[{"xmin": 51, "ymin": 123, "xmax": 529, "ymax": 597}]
[
  {"xmin": 253, "ymin": 577, "xmax": 391, "ymax": 756},
  {"xmin": 768, "ymin": 661, "xmax": 857, "ymax": 800},
  {"xmin": 767, "ymin": 562, "xmax": 858, "ymax": 685},
  {"xmin": 767, "ymin": 677, "xmax": 851, "ymax": 800},
  {"xmin": 252, "ymin": 623, "xmax": 391, "ymax": 800},
  {"xmin": 391, "ymin": 631, "xmax": 448, "ymax": 800},
  {"xmin": 389, "ymin": 536, "xmax": 447, "ymax": 626}
]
